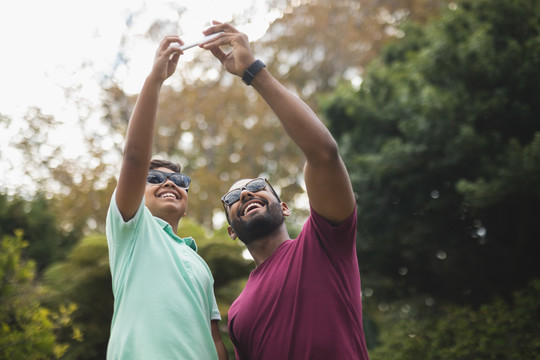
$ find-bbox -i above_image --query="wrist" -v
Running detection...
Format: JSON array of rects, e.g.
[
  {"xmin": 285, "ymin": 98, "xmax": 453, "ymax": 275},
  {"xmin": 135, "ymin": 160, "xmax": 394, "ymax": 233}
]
[
  {"xmin": 242, "ymin": 59, "xmax": 266, "ymax": 85},
  {"xmin": 146, "ymin": 72, "xmax": 166, "ymax": 86}
]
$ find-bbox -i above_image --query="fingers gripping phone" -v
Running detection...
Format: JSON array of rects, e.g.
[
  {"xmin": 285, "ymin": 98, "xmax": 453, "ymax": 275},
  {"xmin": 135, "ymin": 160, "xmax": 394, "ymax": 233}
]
[{"xmin": 173, "ymin": 31, "xmax": 224, "ymax": 51}]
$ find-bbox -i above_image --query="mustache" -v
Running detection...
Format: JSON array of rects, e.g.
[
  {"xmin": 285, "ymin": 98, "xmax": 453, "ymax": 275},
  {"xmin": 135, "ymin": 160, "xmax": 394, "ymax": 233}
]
[{"xmin": 236, "ymin": 197, "xmax": 269, "ymax": 217}]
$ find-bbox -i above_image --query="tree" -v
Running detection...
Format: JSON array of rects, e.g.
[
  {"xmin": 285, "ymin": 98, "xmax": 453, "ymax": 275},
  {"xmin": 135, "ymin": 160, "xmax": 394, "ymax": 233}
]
[
  {"xmin": 2, "ymin": 1, "xmax": 455, "ymax": 235},
  {"xmin": 6, "ymin": 106, "xmax": 119, "ymax": 235},
  {"xmin": 43, "ymin": 234, "xmax": 113, "ymax": 360},
  {"xmin": 322, "ymin": 0, "xmax": 540, "ymax": 306},
  {"xmin": 0, "ymin": 231, "xmax": 76, "ymax": 359},
  {"xmin": 96, "ymin": 0, "xmax": 452, "ymax": 231},
  {"xmin": 0, "ymin": 193, "xmax": 80, "ymax": 272},
  {"xmin": 259, "ymin": 0, "xmax": 452, "ymax": 102},
  {"xmin": 369, "ymin": 279, "xmax": 540, "ymax": 359}
]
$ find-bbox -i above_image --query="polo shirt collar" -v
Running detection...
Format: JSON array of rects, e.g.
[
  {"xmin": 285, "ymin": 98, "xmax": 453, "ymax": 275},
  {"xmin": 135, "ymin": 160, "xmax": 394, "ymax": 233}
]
[{"xmin": 154, "ymin": 217, "xmax": 198, "ymax": 252}]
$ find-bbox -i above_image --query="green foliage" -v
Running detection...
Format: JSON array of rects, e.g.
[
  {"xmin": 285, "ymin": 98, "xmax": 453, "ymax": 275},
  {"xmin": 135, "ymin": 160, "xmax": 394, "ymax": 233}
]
[
  {"xmin": 261, "ymin": 0, "xmax": 451, "ymax": 98},
  {"xmin": 370, "ymin": 279, "xmax": 540, "ymax": 359},
  {"xmin": 43, "ymin": 234, "xmax": 113, "ymax": 360},
  {"xmin": 0, "ymin": 231, "xmax": 75, "ymax": 359},
  {"xmin": 0, "ymin": 193, "xmax": 81, "ymax": 272},
  {"xmin": 322, "ymin": 0, "xmax": 540, "ymax": 305}
]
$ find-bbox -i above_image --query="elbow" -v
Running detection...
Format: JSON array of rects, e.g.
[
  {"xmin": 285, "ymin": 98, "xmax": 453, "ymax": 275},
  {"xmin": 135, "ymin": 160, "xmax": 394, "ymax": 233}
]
[
  {"xmin": 309, "ymin": 136, "xmax": 342, "ymax": 165},
  {"xmin": 122, "ymin": 145, "xmax": 150, "ymax": 169}
]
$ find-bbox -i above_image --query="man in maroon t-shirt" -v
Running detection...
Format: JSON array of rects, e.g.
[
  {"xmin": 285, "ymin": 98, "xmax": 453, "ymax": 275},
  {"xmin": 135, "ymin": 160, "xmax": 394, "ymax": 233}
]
[{"xmin": 204, "ymin": 22, "xmax": 370, "ymax": 360}]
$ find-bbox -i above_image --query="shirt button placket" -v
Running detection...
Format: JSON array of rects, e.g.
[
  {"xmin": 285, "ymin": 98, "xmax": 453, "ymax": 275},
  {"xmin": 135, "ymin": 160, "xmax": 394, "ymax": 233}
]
[{"xmin": 183, "ymin": 249, "xmax": 193, "ymax": 275}]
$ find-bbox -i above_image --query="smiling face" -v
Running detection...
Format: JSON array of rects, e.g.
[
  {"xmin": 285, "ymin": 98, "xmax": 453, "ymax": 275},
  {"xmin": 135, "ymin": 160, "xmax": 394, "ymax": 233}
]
[
  {"xmin": 225, "ymin": 178, "xmax": 289, "ymax": 244},
  {"xmin": 144, "ymin": 167, "xmax": 189, "ymax": 221}
]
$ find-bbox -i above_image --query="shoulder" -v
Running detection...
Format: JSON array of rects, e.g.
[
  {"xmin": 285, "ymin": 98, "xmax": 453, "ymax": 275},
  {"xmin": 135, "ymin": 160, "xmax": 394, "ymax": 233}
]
[
  {"xmin": 306, "ymin": 204, "xmax": 357, "ymax": 232},
  {"xmin": 106, "ymin": 190, "xmax": 151, "ymax": 242},
  {"xmin": 295, "ymin": 205, "xmax": 357, "ymax": 254}
]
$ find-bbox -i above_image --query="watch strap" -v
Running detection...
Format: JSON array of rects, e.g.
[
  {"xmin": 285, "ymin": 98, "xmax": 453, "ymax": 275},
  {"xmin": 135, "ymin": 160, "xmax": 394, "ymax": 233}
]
[{"xmin": 242, "ymin": 59, "xmax": 266, "ymax": 85}]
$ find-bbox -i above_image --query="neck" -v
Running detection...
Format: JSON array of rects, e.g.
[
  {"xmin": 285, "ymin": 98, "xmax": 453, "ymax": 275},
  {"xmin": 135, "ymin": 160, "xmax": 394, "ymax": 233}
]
[
  {"xmin": 245, "ymin": 224, "xmax": 290, "ymax": 266},
  {"xmin": 159, "ymin": 214, "xmax": 180, "ymax": 234}
]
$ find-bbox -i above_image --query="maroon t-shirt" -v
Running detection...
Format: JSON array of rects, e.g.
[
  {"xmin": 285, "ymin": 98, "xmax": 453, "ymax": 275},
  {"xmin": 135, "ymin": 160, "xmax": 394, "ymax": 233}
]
[{"xmin": 228, "ymin": 206, "xmax": 369, "ymax": 360}]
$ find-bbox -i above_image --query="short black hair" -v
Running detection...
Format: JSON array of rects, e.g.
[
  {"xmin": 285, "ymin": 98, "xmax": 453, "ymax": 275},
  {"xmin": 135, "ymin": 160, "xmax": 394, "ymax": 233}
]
[{"xmin": 149, "ymin": 159, "xmax": 182, "ymax": 173}]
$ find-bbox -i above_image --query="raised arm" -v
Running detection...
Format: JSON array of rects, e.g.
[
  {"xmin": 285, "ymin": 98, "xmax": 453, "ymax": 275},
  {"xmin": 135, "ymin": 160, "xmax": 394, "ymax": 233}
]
[
  {"xmin": 202, "ymin": 22, "xmax": 355, "ymax": 224},
  {"xmin": 115, "ymin": 36, "xmax": 183, "ymax": 221}
]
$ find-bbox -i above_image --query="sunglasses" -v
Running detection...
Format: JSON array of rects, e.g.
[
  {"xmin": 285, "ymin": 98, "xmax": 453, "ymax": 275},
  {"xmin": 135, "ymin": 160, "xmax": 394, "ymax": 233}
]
[
  {"xmin": 221, "ymin": 178, "xmax": 279, "ymax": 207},
  {"xmin": 147, "ymin": 170, "xmax": 191, "ymax": 190}
]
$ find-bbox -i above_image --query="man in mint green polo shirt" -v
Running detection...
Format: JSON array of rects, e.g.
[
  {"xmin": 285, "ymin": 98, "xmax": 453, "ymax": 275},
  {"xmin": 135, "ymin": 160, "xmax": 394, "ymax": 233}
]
[{"xmin": 105, "ymin": 35, "xmax": 228, "ymax": 360}]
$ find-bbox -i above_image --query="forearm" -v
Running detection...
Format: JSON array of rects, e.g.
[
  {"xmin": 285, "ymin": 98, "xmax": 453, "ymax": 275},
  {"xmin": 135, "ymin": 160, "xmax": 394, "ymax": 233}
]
[
  {"xmin": 123, "ymin": 75, "xmax": 163, "ymax": 167},
  {"xmin": 115, "ymin": 35, "xmax": 182, "ymax": 221},
  {"xmin": 203, "ymin": 22, "xmax": 355, "ymax": 221},
  {"xmin": 203, "ymin": 23, "xmax": 338, "ymax": 162},
  {"xmin": 251, "ymin": 67, "xmax": 355, "ymax": 222},
  {"xmin": 115, "ymin": 75, "xmax": 163, "ymax": 221},
  {"xmin": 215, "ymin": 341, "xmax": 229, "ymax": 360},
  {"xmin": 211, "ymin": 320, "xmax": 229, "ymax": 360},
  {"xmin": 251, "ymin": 69, "xmax": 339, "ymax": 165}
]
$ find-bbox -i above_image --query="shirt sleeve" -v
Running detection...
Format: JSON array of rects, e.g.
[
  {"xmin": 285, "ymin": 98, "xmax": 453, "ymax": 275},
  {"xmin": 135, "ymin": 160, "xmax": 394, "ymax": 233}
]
[
  {"xmin": 106, "ymin": 189, "xmax": 146, "ymax": 246},
  {"xmin": 105, "ymin": 189, "xmax": 146, "ymax": 292},
  {"xmin": 210, "ymin": 292, "xmax": 222, "ymax": 321},
  {"xmin": 305, "ymin": 204, "xmax": 358, "ymax": 257}
]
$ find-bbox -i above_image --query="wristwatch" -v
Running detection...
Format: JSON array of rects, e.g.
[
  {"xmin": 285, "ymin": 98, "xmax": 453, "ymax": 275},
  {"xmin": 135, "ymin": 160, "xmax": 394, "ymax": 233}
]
[{"xmin": 242, "ymin": 59, "xmax": 266, "ymax": 85}]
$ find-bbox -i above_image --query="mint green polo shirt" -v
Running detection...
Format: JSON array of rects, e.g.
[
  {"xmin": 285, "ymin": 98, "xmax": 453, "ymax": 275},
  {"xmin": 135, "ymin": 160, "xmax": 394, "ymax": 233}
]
[{"xmin": 106, "ymin": 193, "xmax": 221, "ymax": 360}]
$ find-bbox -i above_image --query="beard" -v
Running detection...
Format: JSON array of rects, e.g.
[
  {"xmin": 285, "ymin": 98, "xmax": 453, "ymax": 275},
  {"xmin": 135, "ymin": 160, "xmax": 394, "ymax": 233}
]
[{"xmin": 231, "ymin": 201, "xmax": 285, "ymax": 245}]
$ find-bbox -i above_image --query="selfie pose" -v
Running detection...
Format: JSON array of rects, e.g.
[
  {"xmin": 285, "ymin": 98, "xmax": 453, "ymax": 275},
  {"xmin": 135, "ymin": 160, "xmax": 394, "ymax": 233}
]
[
  {"xmin": 105, "ymin": 35, "xmax": 228, "ymax": 360},
  {"xmin": 202, "ymin": 21, "xmax": 370, "ymax": 360}
]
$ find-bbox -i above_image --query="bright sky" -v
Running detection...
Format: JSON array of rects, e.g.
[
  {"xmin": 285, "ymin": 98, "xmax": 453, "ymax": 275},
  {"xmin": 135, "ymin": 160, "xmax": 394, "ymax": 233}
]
[
  {"xmin": 0, "ymin": 0, "xmax": 277, "ymax": 194},
  {"xmin": 0, "ymin": 0, "xmax": 272, "ymax": 114}
]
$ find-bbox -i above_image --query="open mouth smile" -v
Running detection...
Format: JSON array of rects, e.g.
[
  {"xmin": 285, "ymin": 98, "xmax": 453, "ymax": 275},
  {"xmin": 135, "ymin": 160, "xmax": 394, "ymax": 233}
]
[
  {"xmin": 240, "ymin": 199, "xmax": 266, "ymax": 216},
  {"xmin": 158, "ymin": 191, "xmax": 179, "ymax": 199}
]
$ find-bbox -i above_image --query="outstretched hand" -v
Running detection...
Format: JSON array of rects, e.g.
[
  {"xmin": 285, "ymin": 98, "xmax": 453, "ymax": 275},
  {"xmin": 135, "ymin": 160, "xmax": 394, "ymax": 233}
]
[
  {"xmin": 149, "ymin": 35, "xmax": 184, "ymax": 83},
  {"xmin": 201, "ymin": 21, "xmax": 256, "ymax": 77}
]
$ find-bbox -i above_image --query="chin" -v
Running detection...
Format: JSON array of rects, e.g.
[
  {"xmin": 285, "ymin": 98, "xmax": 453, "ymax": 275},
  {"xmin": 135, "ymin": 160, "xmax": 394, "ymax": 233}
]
[{"xmin": 232, "ymin": 202, "xmax": 284, "ymax": 244}]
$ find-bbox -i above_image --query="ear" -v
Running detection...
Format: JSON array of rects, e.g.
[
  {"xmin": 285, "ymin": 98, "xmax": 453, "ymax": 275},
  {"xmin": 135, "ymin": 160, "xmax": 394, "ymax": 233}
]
[
  {"xmin": 281, "ymin": 202, "xmax": 291, "ymax": 217},
  {"xmin": 227, "ymin": 225, "xmax": 237, "ymax": 240}
]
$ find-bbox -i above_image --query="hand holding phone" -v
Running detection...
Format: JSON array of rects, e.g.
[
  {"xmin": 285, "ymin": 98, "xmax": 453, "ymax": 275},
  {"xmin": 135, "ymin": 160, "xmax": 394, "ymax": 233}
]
[{"xmin": 172, "ymin": 31, "xmax": 224, "ymax": 51}]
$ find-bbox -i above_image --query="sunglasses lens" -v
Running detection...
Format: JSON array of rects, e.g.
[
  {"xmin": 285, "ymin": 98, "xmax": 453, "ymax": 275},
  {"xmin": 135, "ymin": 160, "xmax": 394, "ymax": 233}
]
[
  {"xmin": 246, "ymin": 179, "xmax": 266, "ymax": 192},
  {"xmin": 223, "ymin": 190, "xmax": 241, "ymax": 206},
  {"xmin": 147, "ymin": 170, "xmax": 191, "ymax": 189},
  {"xmin": 147, "ymin": 172, "xmax": 165, "ymax": 184},
  {"xmin": 222, "ymin": 179, "xmax": 268, "ymax": 206},
  {"xmin": 170, "ymin": 174, "xmax": 191, "ymax": 189}
]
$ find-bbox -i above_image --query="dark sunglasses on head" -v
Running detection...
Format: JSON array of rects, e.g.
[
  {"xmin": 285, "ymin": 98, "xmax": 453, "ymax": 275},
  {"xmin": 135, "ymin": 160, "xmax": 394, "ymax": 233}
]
[
  {"xmin": 147, "ymin": 170, "xmax": 191, "ymax": 190},
  {"xmin": 221, "ymin": 178, "xmax": 279, "ymax": 207}
]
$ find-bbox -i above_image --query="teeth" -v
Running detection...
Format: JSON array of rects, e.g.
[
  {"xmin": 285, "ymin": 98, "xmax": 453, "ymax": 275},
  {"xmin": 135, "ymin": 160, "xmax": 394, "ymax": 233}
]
[
  {"xmin": 160, "ymin": 193, "xmax": 176, "ymax": 199},
  {"xmin": 243, "ymin": 202, "xmax": 263, "ymax": 215}
]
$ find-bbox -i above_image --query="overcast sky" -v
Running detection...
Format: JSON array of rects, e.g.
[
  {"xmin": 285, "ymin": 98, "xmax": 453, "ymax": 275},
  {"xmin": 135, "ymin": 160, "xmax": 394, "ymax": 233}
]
[{"xmin": 0, "ymin": 0, "xmax": 272, "ymax": 116}]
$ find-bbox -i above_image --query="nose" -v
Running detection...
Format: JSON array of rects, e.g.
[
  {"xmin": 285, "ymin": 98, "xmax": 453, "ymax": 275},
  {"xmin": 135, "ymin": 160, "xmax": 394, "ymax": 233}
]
[
  {"xmin": 162, "ymin": 178, "xmax": 176, "ymax": 187},
  {"xmin": 239, "ymin": 189, "xmax": 255, "ymax": 203}
]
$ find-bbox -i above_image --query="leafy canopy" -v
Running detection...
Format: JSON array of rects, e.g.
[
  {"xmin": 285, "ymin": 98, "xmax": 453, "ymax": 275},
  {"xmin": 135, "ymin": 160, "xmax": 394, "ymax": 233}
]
[{"xmin": 322, "ymin": 0, "xmax": 540, "ymax": 305}]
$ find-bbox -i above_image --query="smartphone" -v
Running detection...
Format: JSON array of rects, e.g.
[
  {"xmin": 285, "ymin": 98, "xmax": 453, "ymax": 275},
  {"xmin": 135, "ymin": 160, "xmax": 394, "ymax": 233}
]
[{"xmin": 175, "ymin": 31, "xmax": 224, "ymax": 51}]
